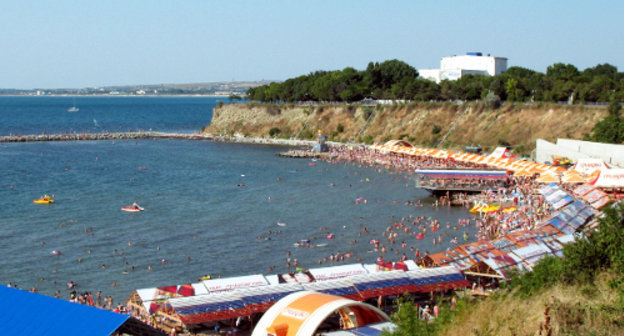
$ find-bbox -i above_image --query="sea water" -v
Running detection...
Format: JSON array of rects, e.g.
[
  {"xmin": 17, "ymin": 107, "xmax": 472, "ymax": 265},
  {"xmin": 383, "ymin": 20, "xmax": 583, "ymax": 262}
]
[{"xmin": 0, "ymin": 97, "xmax": 476, "ymax": 301}]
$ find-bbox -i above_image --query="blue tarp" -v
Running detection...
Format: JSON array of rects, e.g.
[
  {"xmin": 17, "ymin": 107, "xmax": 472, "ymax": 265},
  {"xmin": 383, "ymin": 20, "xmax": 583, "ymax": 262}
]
[{"xmin": 0, "ymin": 286, "xmax": 129, "ymax": 336}]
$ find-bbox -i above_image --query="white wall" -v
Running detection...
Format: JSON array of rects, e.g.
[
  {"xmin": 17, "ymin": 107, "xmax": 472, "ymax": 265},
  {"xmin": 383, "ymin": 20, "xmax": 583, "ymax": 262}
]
[{"xmin": 535, "ymin": 138, "xmax": 624, "ymax": 167}]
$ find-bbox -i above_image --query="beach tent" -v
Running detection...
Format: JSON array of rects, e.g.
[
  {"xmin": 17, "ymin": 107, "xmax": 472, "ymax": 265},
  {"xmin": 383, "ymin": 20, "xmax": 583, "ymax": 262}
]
[
  {"xmin": 561, "ymin": 170, "xmax": 586, "ymax": 184},
  {"xmin": 571, "ymin": 158, "xmax": 610, "ymax": 174},
  {"xmin": 536, "ymin": 172, "xmax": 561, "ymax": 183},
  {"xmin": 589, "ymin": 168, "xmax": 624, "ymax": 188},
  {"xmin": 513, "ymin": 169, "xmax": 534, "ymax": 177}
]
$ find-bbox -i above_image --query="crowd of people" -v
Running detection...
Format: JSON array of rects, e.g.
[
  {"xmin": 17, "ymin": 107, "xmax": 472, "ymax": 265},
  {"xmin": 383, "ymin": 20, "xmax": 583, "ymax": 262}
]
[{"xmin": 320, "ymin": 145, "xmax": 556, "ymax": 261}]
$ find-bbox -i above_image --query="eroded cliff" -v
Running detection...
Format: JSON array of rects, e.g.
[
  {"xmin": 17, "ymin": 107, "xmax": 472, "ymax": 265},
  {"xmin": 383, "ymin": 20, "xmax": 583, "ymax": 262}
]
[{"xmin": 203, "ymin": 102, "xmax": 606, "ymax": 154}]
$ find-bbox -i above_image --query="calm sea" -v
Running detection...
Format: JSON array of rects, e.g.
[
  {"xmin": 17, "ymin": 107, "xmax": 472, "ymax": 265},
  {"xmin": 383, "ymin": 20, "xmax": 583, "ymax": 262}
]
[{"xmin": 0, "ymin": 96, "xmax": 475, "ymax": 302}]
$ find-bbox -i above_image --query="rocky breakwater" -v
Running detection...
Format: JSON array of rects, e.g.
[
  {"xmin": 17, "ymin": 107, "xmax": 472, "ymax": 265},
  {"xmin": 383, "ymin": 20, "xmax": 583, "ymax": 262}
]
[
  {"xmin": 0, "ymin": 132, "xmax": 215, "ymax": 143},
  {"xmin": 203, "ymin": 102, "xmax": 607, "ymax": 153}
]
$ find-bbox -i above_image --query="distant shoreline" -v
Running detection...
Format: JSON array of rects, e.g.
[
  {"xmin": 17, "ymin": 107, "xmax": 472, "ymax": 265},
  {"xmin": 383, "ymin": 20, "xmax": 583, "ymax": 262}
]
[{"xmin": 0, "ymin": 94, "xmax": 233, "ymax": 98}]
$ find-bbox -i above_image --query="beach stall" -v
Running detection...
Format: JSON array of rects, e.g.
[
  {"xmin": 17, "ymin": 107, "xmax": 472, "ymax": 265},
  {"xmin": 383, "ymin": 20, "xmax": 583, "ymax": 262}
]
[
  {"xmin": 481, "ymin": 254, "xmax": 527, "ymax": 278},
  {"xmin": 308, "ymin": 263, "xmax": 368, "ymax": 281},
  {"xmin": 349, "ymin": 271, "xmax": 416, "ymax": 299},
  {"xmin": 302, "ymin": 279, "xmax": 362, "ymax": 300},
  {"xmin": 202, "ymin": 274, "xmax": 269, "ymax": 293},
  {"xmin": 406, "ymin": 266, "xmax": 470, "ymax": 292},
  {"xmin": 167, "ymin": 292, "xmax": 246, "ymax": 325},
  {"xmin": 237, "ymin": 283, "xmax": 305, "ymax": 315},
  {"xmin": 509, "ymin": 243, "xmax": 553, "ymax": 271},
  {"xmin": 126, "ymin": 282, "xmax": 208, "ymax": 318}
]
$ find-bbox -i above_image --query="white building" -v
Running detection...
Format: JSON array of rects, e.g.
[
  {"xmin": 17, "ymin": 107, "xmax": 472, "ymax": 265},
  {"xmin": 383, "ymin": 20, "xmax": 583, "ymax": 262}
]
[{"xmin": 419, "ymin": 52, "xmax": 508, "ymax": 83}]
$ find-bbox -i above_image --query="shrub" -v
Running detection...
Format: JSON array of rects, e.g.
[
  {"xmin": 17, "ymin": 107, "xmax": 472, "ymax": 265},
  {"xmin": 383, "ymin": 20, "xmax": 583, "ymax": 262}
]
[
  {"xmin": 336, "ymin": 123, "xmax": 344, "ymax": 133},
  {"xmin": 484, "ymin": 91, "xmax": 502, "ymax": 109},
  {"xmin": 432, "ymin": 125, "xmax": 442, "ymax": 135},
  {"xmin": 300, "ymin": 130, "xmax": 314, "ymax": 139},
  {"xmin": 268, "ymin": 127, "xmax": 281, "ymax": 137},
  {"xmin": 508, "ymin": 202, "xmax": 624, "ymax": 297},
  {"xmin": 362, "ymin": 135, "xmax": 374, "ymax": 144}
]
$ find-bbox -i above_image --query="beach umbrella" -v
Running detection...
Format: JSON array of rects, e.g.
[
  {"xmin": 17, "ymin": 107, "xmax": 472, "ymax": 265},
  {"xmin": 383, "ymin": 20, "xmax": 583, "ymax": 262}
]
[
  {"xmin": 544, "ymin": 166, "xmax": 568, "ymax": 174},
  {"xmin": 513, "ymin": 169, "xmax": 533, "ymax": 177},
  {"xmin": 562, "ymin": 169, "xmax": 582, "ymax": 177},
  {"xmin": 433, "ymin": 150, "xmax": 450, "ymax": 159},
  {"xmin": 528, "ymin": 165, "xmax": 544, "ymax": 174},
  {"xmin": 536, "ymin": 172, "xmax": 561, "ymax": 183},
  {"xmin": 561, "ymin": 172, "xmax": 586, "ymax": 184}
]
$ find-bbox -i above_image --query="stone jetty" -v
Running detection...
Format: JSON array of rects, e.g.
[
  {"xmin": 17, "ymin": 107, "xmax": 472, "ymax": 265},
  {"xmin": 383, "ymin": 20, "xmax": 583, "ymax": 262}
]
[
  {"xmin": 0, "ymin": 132, "xmax": 341, "ymax": 149},
  {"xmin": 0, "ymin": 132, "xmax": 213, "ymax": 143},
  {"xmin": 276, "ymin": 149, "xmax": 333, "ymax": 159}
]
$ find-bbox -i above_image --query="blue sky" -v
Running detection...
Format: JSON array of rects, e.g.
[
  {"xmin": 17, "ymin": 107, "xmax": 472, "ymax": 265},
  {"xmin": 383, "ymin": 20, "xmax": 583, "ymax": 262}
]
[{"xmin": 2, "ymin": 1, "xmax": 622, "ymax": 89}]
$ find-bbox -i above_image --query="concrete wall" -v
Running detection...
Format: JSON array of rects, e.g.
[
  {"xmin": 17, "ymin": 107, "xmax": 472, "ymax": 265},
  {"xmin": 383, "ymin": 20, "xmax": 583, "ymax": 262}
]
[{"xmin": 535, "ymin": 138, "xmax": 624, "ymax": 167}]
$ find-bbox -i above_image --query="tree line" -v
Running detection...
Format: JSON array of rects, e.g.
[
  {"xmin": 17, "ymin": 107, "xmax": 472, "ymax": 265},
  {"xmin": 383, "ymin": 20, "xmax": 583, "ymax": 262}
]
[{"xmin": 246, "ymin": 60, "xmax": 623, "ymax": 104}]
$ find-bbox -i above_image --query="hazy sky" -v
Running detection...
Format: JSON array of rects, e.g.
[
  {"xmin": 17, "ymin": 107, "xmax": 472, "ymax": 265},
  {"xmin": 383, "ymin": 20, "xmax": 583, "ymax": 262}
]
[{"xmin": 2, "ymin": 1, "xmax": 622, "ymax": 89}]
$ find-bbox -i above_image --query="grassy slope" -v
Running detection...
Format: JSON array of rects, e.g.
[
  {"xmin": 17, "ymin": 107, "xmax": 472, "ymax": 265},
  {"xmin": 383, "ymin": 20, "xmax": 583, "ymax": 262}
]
[{"xmin": 440, "ymin": 272, "xmax": 624, "ymax": 336}]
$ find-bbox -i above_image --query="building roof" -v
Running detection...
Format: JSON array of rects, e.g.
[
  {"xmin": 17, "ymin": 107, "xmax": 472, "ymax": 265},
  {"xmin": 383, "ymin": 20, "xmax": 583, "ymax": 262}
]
[{"xmin": 0, "ymin": 286, "xmax": 163, "ymax": 336}]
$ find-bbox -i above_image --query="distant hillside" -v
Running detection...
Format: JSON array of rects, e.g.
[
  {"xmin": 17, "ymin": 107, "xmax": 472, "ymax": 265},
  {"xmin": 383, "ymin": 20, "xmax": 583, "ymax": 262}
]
[
  {"xmin": 203, "ymin": 102, "xmax": 606, "ymax": 154},
  {"xmin": 0, "ymin": 81, "xmax": 274, "ymax": 96}
]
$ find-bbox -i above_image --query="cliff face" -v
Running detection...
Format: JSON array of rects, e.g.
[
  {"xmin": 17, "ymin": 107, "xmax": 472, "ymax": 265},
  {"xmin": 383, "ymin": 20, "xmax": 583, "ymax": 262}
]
[{"xmin": 203, "ymin": 103, "xmax": 606, "ymax": 153}]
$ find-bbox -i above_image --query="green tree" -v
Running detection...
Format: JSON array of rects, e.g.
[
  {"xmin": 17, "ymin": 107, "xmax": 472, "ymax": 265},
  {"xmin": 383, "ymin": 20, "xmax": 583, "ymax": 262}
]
[
  {"xmin": 505, "ymin": 78, "xmax": 525, "ymax": 101},
  {"xmin": 589, "ymin": 98, "xmax": 623, "ymax": 143},
  {"xmin": 546, "ymin": 63, "xmax": 580, "ymax": 81},
  {"xmin": 382, "ymin": 297, "xmax": 433, "ymax": 336}
]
